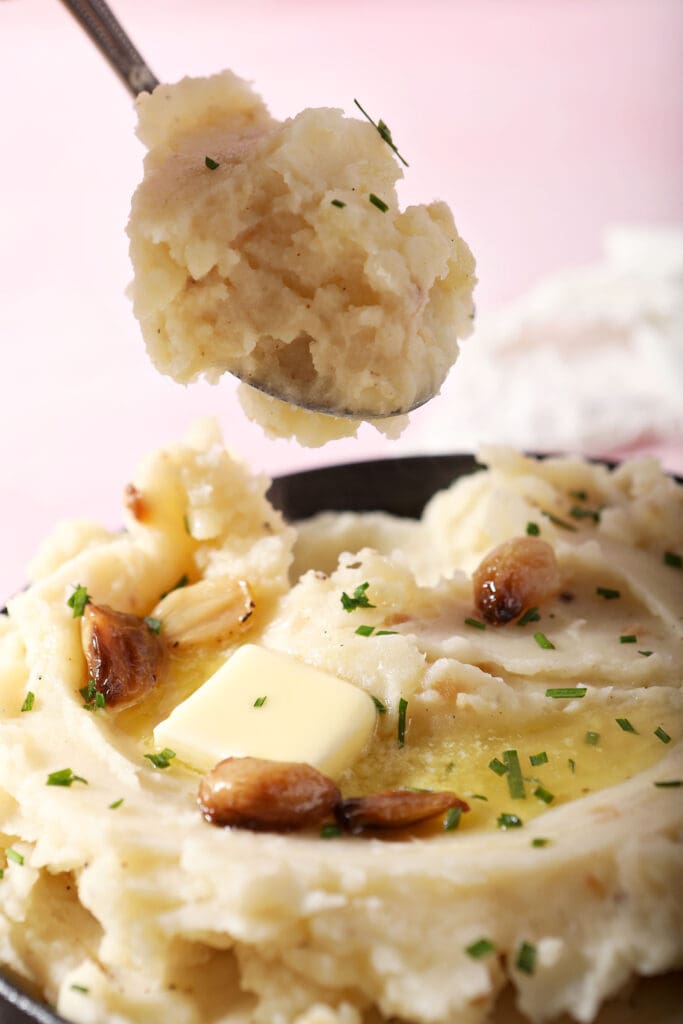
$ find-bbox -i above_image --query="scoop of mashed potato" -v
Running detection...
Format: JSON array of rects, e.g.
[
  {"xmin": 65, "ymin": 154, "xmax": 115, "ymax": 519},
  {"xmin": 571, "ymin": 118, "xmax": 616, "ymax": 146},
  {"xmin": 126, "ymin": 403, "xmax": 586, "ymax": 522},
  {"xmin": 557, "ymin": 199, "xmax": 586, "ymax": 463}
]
[
  {"xmin": 1, "ymin": 425, "xmax": 681, "ymax": 1024},
  {"xmin": 127, "ymin": 72, "xmax": 476, "ymax": 440}
]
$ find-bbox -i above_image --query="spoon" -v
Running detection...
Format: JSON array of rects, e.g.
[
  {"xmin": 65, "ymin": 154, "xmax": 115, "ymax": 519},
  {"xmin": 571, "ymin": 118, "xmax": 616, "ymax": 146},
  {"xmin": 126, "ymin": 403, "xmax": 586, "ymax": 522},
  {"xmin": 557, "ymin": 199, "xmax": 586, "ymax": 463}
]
[{"xmin": 58, "ymin": 0, "xmax": 435, "ymax": 419}]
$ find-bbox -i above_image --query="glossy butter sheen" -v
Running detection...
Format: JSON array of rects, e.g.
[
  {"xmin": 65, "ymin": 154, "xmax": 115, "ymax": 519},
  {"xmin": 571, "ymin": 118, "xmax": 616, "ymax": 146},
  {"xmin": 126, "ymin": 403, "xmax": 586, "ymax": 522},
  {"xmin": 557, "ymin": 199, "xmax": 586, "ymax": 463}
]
[{"xmin": 153, "ymin": 644, "xmax": 377, "ymax": 777}]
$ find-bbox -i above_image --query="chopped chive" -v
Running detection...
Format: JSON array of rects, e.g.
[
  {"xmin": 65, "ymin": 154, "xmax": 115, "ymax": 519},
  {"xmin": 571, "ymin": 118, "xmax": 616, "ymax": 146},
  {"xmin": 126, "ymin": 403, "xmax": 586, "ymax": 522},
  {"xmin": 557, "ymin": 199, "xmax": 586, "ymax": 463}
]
[
  {"xmin": 663, "ymin": 551, "xmax": 682, "ymax": 569},
  {"xmin": 253, "ymin": 696, "xmax": 267, "ymax": 707},
  {"xmin": 204, "ymin": 156, "xmax": 220, "ymax": 170},
  {"xmin": 183, "ymin": 513, "xmax": 191, "ymax": 535},
  {"xmin": 619, "ymin": 634, "xmax": 636, "ymax": 643},
  {"xmin": 330, "ymin": 199, "xmax": 346, "ymax": 208},
  {"xmin": 497, "ymin": 812, "xmax": 523, "ymax": 830},
  {"xmin": 531, "ymin": 837, "xmax": 550, "ymax": 847},
  {"xmin": 616, "ymin": 718, "xmax": 637, "ymax": 734},
  {"xmin": 638, "ymin": 650, "xmax": 653, "ymax": 657},
  {"xmin": 516, "ymin": 941, "xmax": 537, "ymax": 975},
  {"xmin": 70, "ymin": 985, "xmax": 89, "ymax": 994},
  {"xmin": 341, "ymin": 582, "xmax": 375, "ymax": 612},
  {"xmin": 569, "ymin": 505, "xmax": 601, "ymax": 523},
  {"xmin": 320, "ymin": 823, "xmax": 342, "ymax": 838},
  {"xmin": 464, "ymin": 617, "xmax": 486, "ymax": 630},
  {"xmin": 94, "ymin": 692, "xmax": 105, "ymax": 709},
  {"xmin": 144, "ymin": 748, "xmax": 176, "ymax": 769},
  {"xmin": 160, "ymin": 574, "xmax": 189, "ymax": 600},
  {"xmin": 0, "ymin": 869, "xmax": 3, "ymax": 879},
  {"xmin": 654, "ymin": 726, "xmax": 671, "ymax": 744},
  {"xmin": 20, "ymin": 691, "xmax": 35, "ymax": 712},
  {"xmin": 444, "ymin": 806, "xmax": 462, "ymax": 831},
  {"xmin": 533, "ymin": 631, "xmax": 555, "ymax": 650},
  {"xmin": 80, "ymin": 679, "xmax": 105, "ymax": 711},
  {"xmin": 369, "ymin": 193, "xmax": 389, "ymax": 212},
  {"xmin": 654, "ymin": 780, "xmax": 682, "ymax": 788},
  {"xmin": 503, "ymin": 749, "xmax": 526, "ymax": 800},
  {"xmin": 465, "ymin": 938, "xmax": 496, "ymax": 959},
  {"xmin": 67, "ymin": 584, "xmax": 91, "ymax": 618},
  {"xmin": 489, "ymin": 757, "xmax": 509, "ymax": 777},
  {"xmin": 517, "ymin": 606, "xmax": 541, "ymax": 626},
  {"xmin": 526, "ymin": 521, "xmax": 540, "ymax": 536},
  {"xmin": 397, "ymin": 697, "xmax": 408, "ymax": 748},
  {"xmin": 355, "ymin": 624, "xmax": 375, "ymax": 636},
  {"xmin": 46, "ymin": 769, "xmax": 88, "ymax": 787},
  {"xmin": 534, "ymin": 785, "xmax": 554, "ymax": 804},
  {"xmin": 596, "ymin": 586, "xmax": 620, "ymax": 600},
  {"xmin": 541, "ymin": 510, "xmax": 577, "ymax": 531},
  {"xmin": 585, "ymin": 731, "xmax": 600, "ymax": 746},
  {"xmin": 371, "ymin": 695, "xmax": 387, "ymax": 715},
  {"xmin": 144, "ymin": 616, "xmax": 162, "ymax": 634},
  {"xmin": 109, "ymin": 798, "xmax": 124, "ymax": 810},
  {"xmin": 546, "ymin": 687, "xmax": 587, "ymax": 699},
  {"xmin": 375, "ymin": 629, "xmax": 398, "ymax": 636},
  {"xmin": 529, "ymin": 751, "xmax": 548, "ymax": 767},
  {"xmin": 570, "ymin": 489, "xmax": 588, "ymax": 501},
  {"xmin": 568, "ymin": 758, "xmax": 576, "ymax": 774},
  {"xmin": 6, "ymin": 848, "xmax": 24, "ymax": 866},
  {"xmin": 353, "ymin": 99, "xmax": 409, "ymax": 166},
  {"xmin": 471, "ymin": 793, "xmax": 488, "ymax": 801}
]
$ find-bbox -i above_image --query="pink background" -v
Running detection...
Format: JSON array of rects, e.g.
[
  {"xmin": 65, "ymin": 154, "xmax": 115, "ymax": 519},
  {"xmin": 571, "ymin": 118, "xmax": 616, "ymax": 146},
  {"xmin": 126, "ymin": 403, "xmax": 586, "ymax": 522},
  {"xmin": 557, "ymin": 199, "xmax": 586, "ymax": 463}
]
[{"xmin": 1, "ymin": 0, "xmax": 682, "ymax": 600}]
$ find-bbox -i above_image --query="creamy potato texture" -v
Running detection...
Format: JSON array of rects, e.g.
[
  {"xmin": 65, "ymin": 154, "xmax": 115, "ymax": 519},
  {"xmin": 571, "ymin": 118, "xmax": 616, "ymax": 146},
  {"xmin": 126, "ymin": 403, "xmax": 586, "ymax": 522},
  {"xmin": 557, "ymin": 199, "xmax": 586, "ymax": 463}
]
[
  {"xmin": 0, "ymin": 423, "xmax": 682, "ymax": 1024},
  {"xmin": 127, "ymin": 72, "xmax": 476, "ymax": 441}
]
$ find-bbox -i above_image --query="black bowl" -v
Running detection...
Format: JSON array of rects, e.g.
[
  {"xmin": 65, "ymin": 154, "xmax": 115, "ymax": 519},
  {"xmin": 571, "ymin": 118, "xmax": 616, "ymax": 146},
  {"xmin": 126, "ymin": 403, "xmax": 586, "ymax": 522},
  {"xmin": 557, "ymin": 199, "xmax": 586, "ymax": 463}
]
[{"xmin": 0, "ymin": 454, "xmax": 478, "ymax": 1024}]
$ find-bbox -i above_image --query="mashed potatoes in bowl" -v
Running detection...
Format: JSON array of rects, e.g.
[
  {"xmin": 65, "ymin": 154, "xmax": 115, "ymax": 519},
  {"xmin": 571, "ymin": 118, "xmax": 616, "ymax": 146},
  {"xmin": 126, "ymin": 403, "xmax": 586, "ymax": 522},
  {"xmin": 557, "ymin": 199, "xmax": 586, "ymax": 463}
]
[{"xmin": 0, "ymin": 422, "xmax": 682, "ymax": 1024}]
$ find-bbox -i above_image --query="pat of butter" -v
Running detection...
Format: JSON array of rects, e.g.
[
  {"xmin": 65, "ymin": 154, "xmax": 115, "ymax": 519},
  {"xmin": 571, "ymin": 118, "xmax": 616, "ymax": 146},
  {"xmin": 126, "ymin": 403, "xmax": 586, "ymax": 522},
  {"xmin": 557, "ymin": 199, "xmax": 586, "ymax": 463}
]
[{"xmin": 153, "ymin": 644, "xmax": 376, "ymax": 778}]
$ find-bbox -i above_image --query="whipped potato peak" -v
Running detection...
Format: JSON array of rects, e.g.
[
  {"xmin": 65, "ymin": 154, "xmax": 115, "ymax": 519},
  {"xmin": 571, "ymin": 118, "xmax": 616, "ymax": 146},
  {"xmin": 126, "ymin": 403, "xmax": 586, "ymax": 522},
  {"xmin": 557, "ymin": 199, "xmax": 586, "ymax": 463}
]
[{"xmin": 127, "ymin": 71, "xmax": 476, "ymax": 439}]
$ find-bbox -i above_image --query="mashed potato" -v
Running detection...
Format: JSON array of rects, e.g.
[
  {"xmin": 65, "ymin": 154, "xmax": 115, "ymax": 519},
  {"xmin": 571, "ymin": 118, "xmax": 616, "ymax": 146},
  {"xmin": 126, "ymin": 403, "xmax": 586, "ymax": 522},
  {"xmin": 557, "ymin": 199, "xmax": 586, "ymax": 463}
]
[
  {"xmin": 1, "ymin": 423, "xmax": 682, "ymax": 1024},
  {"xmin": 127, "ymin": 72, "xmax": 476, "ymax": 442}
]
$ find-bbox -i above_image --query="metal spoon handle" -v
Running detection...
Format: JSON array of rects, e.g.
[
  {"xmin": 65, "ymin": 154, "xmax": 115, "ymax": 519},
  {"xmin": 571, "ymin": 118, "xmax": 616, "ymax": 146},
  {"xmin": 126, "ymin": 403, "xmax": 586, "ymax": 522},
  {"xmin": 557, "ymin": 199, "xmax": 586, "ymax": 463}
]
[{"xmin": 58, "ymin": 0, "xmax": 159, "ymax": 97}]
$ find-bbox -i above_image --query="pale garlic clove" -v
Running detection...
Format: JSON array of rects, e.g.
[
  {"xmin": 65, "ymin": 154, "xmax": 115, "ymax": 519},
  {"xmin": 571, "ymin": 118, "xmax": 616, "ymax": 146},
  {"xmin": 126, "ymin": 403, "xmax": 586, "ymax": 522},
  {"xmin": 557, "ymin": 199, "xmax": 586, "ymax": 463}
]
[
  {"xmin": 472, "ymin": 536, "xmax": 561, "ymax": 625},
  {"xmin": 81, "ymin": 603, "xmax": 165, "ymax": 710},
  {"xmin": 152, "ymin": 577, "xmax": 254, "ymax": 648}
]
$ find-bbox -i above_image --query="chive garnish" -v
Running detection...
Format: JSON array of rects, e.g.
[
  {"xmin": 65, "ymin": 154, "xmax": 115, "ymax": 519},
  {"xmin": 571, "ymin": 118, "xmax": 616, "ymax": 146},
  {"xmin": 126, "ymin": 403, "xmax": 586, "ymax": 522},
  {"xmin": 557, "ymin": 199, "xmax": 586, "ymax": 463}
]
[
  {"xmin": 570, "ymin": 489, "xmax": 588, "ymax": 501},
  {"xmin": 444, "ymin": 806, "xmax": 462, "ymax": 831},
  {"xmin": 353, "ymin": 99, "xmax": 409, "ymax": 166},
  {"xmin": 320, "ymin": 823, "xmax": 342, "ymax": 838},
  {"xmin": 371, "ymin": 695, "xmax": 387, "ymax": 715},
  {"xmin": 369, "ymin": 193, "xmax": 389, "ymax": 212},
  {"xmin": 109, "ymin": 798, "xmax": 124, "ymax": 810},
  {"xmin": 534, "ymin": 785, "xmax": 554, "ymax": 804},
  {"xmin": 464, "ymin": 617, "xmax": 486, "ymax": 630},
  {"xmin": 20, "ymin": 692, "xmax": 35, "ymax": 712},
  {"xmin": 253, "ymin": 696, "xmax": 267, "ymax": 707},
  {"xmin": 585, "ymin": 731, "xmax": 600, "ymax": 746},
  {"xmin": 6, "ymin": 848, "xmax": 24, "ymax": 866},
  {"xmin": 497, "ymin": 812, "xmax": 523, "ymax": 830},
  {"xmin": 46, "ymin": 769, "xmax": 88, "ymax": 787},
  {"xmin": 531, "ymin": 837, "xmax": 550, "ymax": 847},
  {"xmin": 144, "ymin": 748, "xmax": 176, "ymax": 769},
  {"xmin": 465, "ymin": 938, "xmax": 496, "ymax": 959},
  {"xmin": 204, "ymin": 156, "xmax": 220, "ymax": 170},
  {"xmin": 596, "ymin": 586, "xmax": 620, "ymax": 599},
  {"xmin": 534, "ymin": 631, "xmax": 555, "ymax": 650},
  {"xmin": 526, "ymin": 522, "xmax": 540, "ymax": 536},
  {"xmin": 375, "ymin": 629, "xmax": 398, "ymax": 636},
  {"xmin": 654, "ymin": 780, "xmax": 682, "ymax": 788},
  {"xmin": 489, "ymin": 757, "xmax": 508, "ymax": 777},
  {"xmin": 504, "ymin": 749, "xmax": 526, "ymax": 799},
  {"xmin": 529, "ymin": 752, "xmax": 548, "ymax": 767},
  {"xmin": 330, "ymin": 199, "xmax": 346, "ymax": 208},
  {"xmin": 569, "ymin": 505, "xmax": 601, "ymax": 523},
  {"xmin": 144, "ymin": 616, "xmax": 162, "ymax": 634},
  {"xmin": 397, "ymin": 697, "xmax": 408, "ymax": 748},
  {"xmin": 160, "ymin": 574, "xmax": 189, "ymax": 600},
  {"xmin": 67, "ymin": 584, "xmax": 91, "ymax": 618},
  {"xmin": 568, "ymin": 757, "xmax": 576, "ymax": 774},
  {"xmin": 80, "ymin": 680, "xmax": 105, "ymax": 711},
  {"xmin": 655, "ymin": 726, "xmax": 671, "ymax": 744},
  {"xmin": 516, "ymin": 941, "xmax": 537, "ymax": 975},
  {"xmin": 70, "ymin": 985, "xmax": 89, "ymax": 994},
  {"xmin": 471, "ymin": 793, "xmax": 488, "ymax": 801},
  {"xmin": 619, "ymin": 634, "xmax": 636, "ymax": 643},
  {"xmin": 638, "ymin": 650, "xmax": 653, "ymax": 657},
  {"xmin": 616, "ymin": 718, "xmax": 637, "ymax": 734},
  {"xmin": 183, "ymin": 513, "xmax": 191, "ymax": 535},
  {"xmin": 517, "ymin": 606, "xmax": 541, "ymax": 626},
  {"xmin": 546, "ymin": 687, "xmax": 587, "ymax": 699},
  {"xmin": 541, "ymin": 510, "xmax": 577, "ymax": 531},
  {"xmin": 355, "ymin": 624, "xmax": 375, "ymax": 636},
  {"xmin": 341, "ymin": 582, "xmax": 375, "ymax": 612},
  {"xmin": 663, "ymin": 551, "xmax": 682, "ymax": 569}
]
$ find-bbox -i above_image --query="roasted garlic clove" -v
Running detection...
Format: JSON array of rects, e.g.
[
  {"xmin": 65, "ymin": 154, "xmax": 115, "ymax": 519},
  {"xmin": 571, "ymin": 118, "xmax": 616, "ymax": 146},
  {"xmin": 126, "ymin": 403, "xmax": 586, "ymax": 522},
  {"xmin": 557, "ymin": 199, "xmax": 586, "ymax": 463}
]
[
  {"xmin": 472, "ymin": 536, "xmax": 561, "ymax": 625},
  {"xmin": 198, "ymin": 757, "xmax": 341, "ymax": 831},
  {"xmin": 152, "ymin": 578, "xmax": 254, "ymax": 648},
  {"xmin": 336, "ymin": 790, "xmax": 469, "ymax": 834},
  {"xmin": 81, "ymin": 603, "xmax": 165, "ymax": 710}
]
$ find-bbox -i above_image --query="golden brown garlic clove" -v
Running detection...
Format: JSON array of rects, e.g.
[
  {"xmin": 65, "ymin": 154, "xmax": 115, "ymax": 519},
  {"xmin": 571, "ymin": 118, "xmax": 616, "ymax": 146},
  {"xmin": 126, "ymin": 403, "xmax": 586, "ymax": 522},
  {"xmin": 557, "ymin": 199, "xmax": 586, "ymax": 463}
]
[
  {"xmin": 152, "ymin": 578, "xmax": 254, "ymax": 648},
  {"xmin": 198, "ymin": 757, "xmax": 341, "ymax": 831},
  {"xmin": 335, "ymin": 790, "xmax": 469, "ymax": 834},
  {"xmin": 81, "ymin": 603, "xmax": 165, "ymax": 710},
  {"xmin": 472, "ymin": 536, "xmax": 561, "ymax": 625}
]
